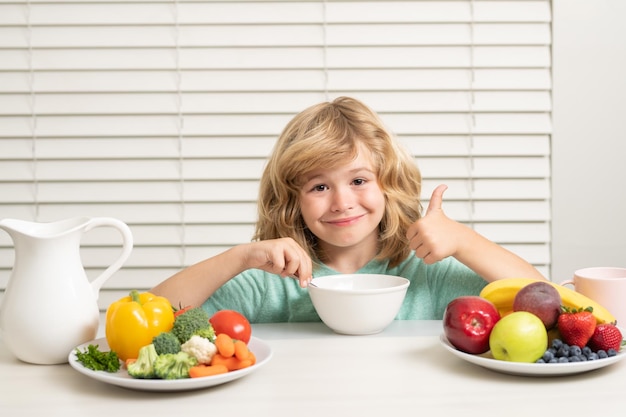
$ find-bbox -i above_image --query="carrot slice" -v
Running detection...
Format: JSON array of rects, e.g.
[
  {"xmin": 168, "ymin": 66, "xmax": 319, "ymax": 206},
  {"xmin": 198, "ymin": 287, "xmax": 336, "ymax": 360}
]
[
  {"xmin": 235, "ymin": 358, "xmax": 254, "ymax": 370},
  {"xmin": 210, "ymin": 353, "xmax": 241, "ymax": 371},
  {"xmin": 189, "ymin": 364, "xmax": 229, "ymax": 378},
  {"xmin": 210, "ymin": 351, "xmax": 257, "ymax": 371},
  {"xmin": 234, "ymin": 340, "xmax": 250, "ymax": 361},
  {"xmin": 214, "ymin": 333, "xmax": 235, "ymax": 357}
]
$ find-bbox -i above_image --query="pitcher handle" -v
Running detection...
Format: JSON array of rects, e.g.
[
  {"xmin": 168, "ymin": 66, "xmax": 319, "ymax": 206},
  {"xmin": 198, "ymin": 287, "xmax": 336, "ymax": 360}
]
[
  {"xmin": 85, "ymin": 217, "xmax": 134, "ymax": 298},
  {"xmin": 560, "ymin": 280, "xmax": 574, "ymax": 288}
]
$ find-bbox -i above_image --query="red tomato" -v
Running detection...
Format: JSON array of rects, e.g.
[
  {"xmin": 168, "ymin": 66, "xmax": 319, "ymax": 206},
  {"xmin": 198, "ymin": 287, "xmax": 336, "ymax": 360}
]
[
  {"xmin": 173, "ymin": 305, "xmax": 192, "ymax": 318},
  {"xmin": 209, "ymin": 310, "xmax": 252, "ymax": 344}
]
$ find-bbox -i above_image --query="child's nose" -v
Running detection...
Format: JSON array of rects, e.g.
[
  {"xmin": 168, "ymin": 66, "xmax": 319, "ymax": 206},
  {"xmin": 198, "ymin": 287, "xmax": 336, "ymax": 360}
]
[{"xmin": 330, "ymin": 190, "xmax": 354, "ymax": 212}]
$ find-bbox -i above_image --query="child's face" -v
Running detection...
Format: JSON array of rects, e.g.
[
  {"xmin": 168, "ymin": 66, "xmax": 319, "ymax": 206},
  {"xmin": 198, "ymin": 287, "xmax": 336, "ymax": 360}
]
[{"xmin": 299, "ymin": 149, "xmax": 385, "ymax": 257}]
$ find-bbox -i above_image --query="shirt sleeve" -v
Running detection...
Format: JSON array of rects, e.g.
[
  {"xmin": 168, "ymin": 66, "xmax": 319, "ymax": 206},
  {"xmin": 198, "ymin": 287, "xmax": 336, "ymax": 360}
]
[{"xmin": 200, "ymin": 269, "xmax": 267, "ymax": 322}]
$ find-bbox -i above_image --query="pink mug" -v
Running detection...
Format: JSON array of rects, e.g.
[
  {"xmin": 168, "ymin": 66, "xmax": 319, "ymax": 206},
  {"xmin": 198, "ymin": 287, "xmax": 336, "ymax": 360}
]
[{"xmin": 561, "ymin": 267, "xmax": 626, "ymax": 326}]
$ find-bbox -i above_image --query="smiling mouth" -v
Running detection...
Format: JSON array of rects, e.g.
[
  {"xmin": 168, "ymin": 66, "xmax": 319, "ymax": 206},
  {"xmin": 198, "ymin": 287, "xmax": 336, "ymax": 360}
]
[{"xmin": 325, "ymin": 215, "xmax": 364, "ymax": 226}]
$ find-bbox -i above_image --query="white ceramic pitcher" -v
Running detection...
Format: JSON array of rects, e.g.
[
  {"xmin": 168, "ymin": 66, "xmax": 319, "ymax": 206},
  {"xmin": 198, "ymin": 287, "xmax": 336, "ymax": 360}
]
[{"xmin": 0, "ymin": 217, "xmax": 133, "ymax": 364}]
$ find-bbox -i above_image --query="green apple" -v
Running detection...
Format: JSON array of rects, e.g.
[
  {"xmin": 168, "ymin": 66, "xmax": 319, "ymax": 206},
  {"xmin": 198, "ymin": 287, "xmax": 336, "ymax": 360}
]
[{"xmin": 489, "ymin": 311, "xmax": 548, "ymax": 363}]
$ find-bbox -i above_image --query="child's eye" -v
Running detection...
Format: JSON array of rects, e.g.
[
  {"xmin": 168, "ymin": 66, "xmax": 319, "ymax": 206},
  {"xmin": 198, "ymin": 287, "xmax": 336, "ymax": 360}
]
[
  {"xmin": 353, "ymin": 178, "xmax": 366, "ymax": 186},
  {"xmin": 312, "ymin": 184, "xmax": 328, "ymax": 192}
]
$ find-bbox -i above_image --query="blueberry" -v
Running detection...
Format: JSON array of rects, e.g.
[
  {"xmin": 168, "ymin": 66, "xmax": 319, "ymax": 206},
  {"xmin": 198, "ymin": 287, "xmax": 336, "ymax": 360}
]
[
  {"xmin": 582, "ymin": 346, "xmax": 592, "ymax": 357},
  {"xmin": 557, "ymin": 346, "xmax": 570, "ymax": 357},
  {"xmin": 569, "ymin": 345, "xmax": 582, "ymax": 357},
  {"xmin": 569, "ymin": 356, "xmax": 581, "ymax": 362},
  {"xmin": 597, "ymin": 350, "xmax": 608, "ymax": 359},
  {"xmin": 551, "ymin": 339, "xmax": 563, "ymax": 350},
  {"xmin": 607, "ymin": 349, "xmax": 618, "ymax": 357},
  {"xmin": 542, "ymin": 350, "xmax": 555, "ymax": 362},
  {"xmin": 587, "ymin": 352, "xmax": 599, "ymax": 360},
  {"xmin": 558, "ymin": 356, "xmax": 569, "ymax": 363}
]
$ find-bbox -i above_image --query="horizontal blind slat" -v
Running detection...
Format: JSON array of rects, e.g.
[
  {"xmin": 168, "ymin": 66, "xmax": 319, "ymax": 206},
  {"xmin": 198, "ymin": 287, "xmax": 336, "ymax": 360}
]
[
  {"xmin": 0, "ymin": 203, "xmax": 258, "ymax": 224},
  {"xmin": 1, "ymin": 2, "xmax": 551, "ymax": 26},
  {"xmin": 0, "ymin": 179, "xmax": 548, "ymax": 204},
  {"xmin": 1, "ymin": 69, "xmax": 550, "ymax": 93},
  {"xmin": 2, "ymin": 135, "xmax": 550, "ymax": 159},
  {"xmin": 0, "ymin": 91, "xmax": 551, "ymax": 115},
  {"xmin": 0, "ymin": 46, "xmax": 551, "ymax": 71},
  {"xmin": 0, "ymin": 113, "xmax": 552, "ymax": 137},
  {"xmin": 1, "ymin": 157, "xmax": 548, "ymax": 181},
  {"xmin": 0, "ymin": 181, "xmax": 261, "ymax": 203},
  {"xmin": 0, "ymin": 138, "xmax": 276, "ymax": 159},
  {"xmin": 329, "ymin": 1, "xmax": 551, "ymax": 23},
  {"xmin": 1, "ymin": 23, "xmax": 551, "ymax": 48},
  {"xmin": 401, "ymin": 135, "xmax": 550, "ymax": 156}
]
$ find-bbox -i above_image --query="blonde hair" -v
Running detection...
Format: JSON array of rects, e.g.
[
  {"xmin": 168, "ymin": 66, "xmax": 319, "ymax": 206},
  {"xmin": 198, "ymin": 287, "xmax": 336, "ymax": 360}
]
[{"xmin": 254, "ymin": 96, "xmax": 422, "ymax": 268}]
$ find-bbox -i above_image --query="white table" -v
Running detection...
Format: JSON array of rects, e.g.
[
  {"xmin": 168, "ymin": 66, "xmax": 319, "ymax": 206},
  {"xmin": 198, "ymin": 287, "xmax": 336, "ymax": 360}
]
[{"xmin": 1, "ymin": 320, "xmax": 625, "ymax": 416}]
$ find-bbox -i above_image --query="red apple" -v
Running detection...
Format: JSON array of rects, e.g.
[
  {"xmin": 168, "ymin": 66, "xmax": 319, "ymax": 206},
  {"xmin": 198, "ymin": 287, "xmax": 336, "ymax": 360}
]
[{"xmin": 443, "ymin": 296, "xmax": 501, "ymax": 354}]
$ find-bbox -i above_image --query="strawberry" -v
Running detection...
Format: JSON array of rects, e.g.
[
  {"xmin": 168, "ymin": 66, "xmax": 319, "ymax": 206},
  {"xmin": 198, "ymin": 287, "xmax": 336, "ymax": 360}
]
[
  {"xmin": 587, "ymin": 323, "xmax": 623, "ymax": 352},
  {"xmin": 557, "ymin": 306, "xmax": 596, "ymax": 348}
]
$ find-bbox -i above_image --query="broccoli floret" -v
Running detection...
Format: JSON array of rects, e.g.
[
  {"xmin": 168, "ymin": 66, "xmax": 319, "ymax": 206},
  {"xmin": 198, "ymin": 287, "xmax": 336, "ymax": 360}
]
[
  {"xmin": 127, "ymin": 344, "xmax": 158, "ymax": 379},
  {"xmin": 152, "ymin": 331, "xmax": 181, "ymax": 355},
  {"xmin": 194, "ymin": 325, "xmax": 216, "ymax": 343},
  {"xmin": 153, "ymin": 351, "xmax": 198, "ymax": 380},
  {"xmin": 170, "ymin": 307, "xmax": 211, "ymax": 343}
]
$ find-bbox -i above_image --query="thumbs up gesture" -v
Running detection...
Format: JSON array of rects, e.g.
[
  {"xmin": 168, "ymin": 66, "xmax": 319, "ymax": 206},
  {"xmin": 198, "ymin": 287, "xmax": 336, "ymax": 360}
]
[
  {"xmin": 424, "ymin": 183, "xmax": 447, "ymax": 218},
  {"xmin": 406, "ymin": 184, "xmax": 462, "ymax": 264}
]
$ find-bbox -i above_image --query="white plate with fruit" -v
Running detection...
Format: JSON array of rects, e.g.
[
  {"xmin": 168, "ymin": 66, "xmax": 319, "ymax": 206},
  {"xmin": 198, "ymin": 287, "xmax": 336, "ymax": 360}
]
[
  {"xmin": 440, "ymin": 333, "xmax": 625, "ymax": 377},
  {"xmin": 441, "ymin": 280, "xmax": 626, "ymax": 376}
]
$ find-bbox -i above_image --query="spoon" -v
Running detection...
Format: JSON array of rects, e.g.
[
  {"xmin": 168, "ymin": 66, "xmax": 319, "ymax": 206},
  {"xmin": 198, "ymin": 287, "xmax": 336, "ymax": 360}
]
[{"xmin": 290, "ymin": 272, "xmax": 317, "ymax": 287}]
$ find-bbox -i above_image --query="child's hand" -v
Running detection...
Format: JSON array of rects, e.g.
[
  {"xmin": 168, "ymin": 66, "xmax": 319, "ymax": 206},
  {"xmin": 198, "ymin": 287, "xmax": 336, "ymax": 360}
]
[
  {"xmin": 242, "ymin": 238, "xmax": 313, "ymax": 287},
  {"xmin": 406, "ymin": 184, "xmax": 465, "ymax": 264}
]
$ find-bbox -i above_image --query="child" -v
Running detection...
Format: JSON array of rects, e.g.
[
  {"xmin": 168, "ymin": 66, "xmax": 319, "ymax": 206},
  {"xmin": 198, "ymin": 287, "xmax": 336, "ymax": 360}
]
[{"xmin": 151, "ymin": 96, "xmax": 545, "ymax": 322}]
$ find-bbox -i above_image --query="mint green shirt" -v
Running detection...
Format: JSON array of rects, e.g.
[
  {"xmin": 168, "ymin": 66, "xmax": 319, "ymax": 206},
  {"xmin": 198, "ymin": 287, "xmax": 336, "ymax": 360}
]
[{"xmin": 201, "ymin": 253, "xmax": 488, "ymax": 323}]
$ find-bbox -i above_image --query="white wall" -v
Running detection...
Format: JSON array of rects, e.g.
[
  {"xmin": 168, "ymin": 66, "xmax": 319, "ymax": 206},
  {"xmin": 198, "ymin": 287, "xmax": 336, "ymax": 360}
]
[{"xmin": 552, "ymin": 0, "xmax": 626, "ymax": 281}]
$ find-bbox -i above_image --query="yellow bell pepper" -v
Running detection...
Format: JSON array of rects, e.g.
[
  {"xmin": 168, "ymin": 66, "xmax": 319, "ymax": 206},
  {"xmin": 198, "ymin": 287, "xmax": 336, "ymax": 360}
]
[{"xmin": 105, "ymin": 290, "xmax": 175, "ymax": 361}]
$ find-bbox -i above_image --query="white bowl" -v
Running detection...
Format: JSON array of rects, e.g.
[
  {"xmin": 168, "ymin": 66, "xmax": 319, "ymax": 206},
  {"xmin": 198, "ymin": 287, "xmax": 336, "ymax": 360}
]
[{"xmin": 308, "ymin": 274, "xmax": 410, "ymax": 335}]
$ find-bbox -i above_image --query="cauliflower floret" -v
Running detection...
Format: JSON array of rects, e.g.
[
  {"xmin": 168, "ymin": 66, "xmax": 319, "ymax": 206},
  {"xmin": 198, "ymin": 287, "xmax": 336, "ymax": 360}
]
[{"xmin": 180, "ymin": 334, "xmax": 217, "ymax": 364}]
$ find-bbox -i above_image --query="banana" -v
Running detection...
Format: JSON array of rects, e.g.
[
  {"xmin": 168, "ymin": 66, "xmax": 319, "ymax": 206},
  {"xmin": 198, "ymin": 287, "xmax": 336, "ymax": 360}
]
[{"xmin": 479, "ymin": 278, "xmax": 617, "ymax": 324}]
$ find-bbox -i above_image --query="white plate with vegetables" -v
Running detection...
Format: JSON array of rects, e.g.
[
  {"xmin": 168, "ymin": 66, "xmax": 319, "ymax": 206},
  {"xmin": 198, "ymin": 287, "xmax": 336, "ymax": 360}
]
[{"xmin": 68, "ymin": 336, "xmax": 273, "ymax": 391}]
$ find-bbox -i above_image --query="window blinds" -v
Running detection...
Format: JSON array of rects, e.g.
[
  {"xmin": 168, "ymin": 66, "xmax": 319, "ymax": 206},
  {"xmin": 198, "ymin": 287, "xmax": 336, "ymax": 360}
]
[{"xmin": 0, "ymin": 0, "xmax": 552, "ymax": 311}]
